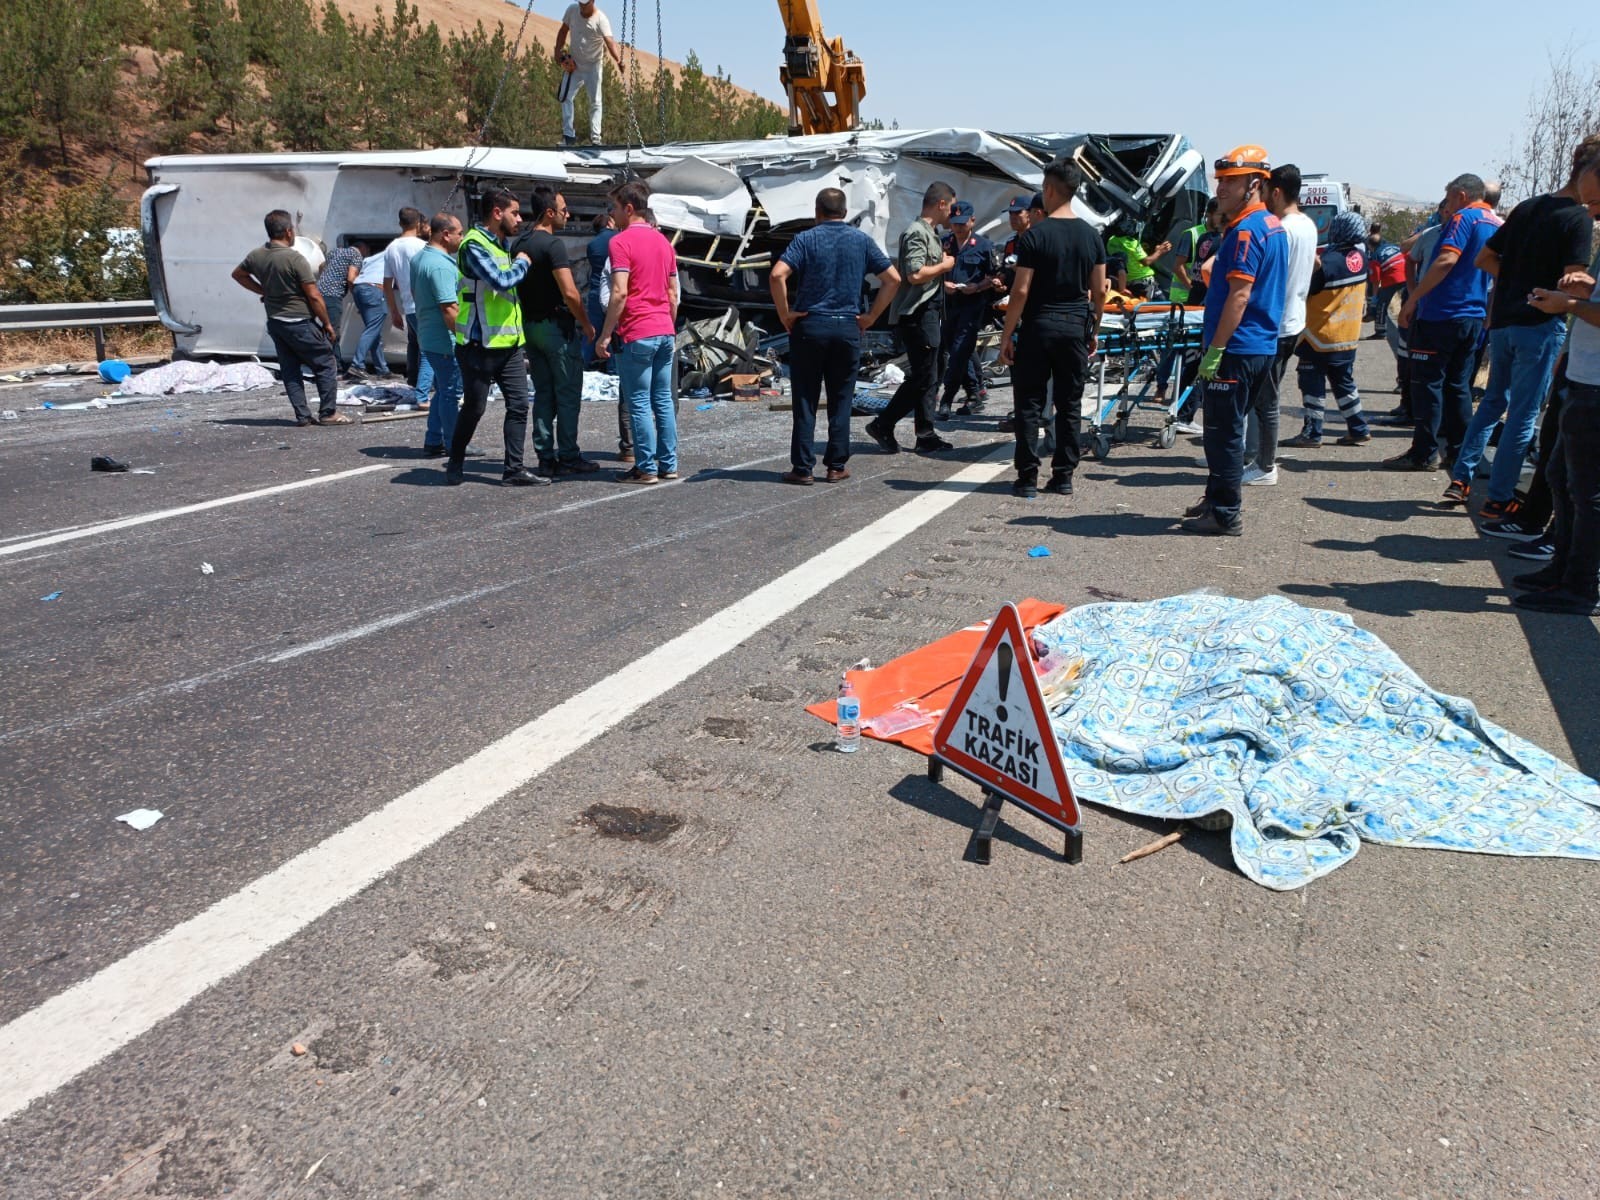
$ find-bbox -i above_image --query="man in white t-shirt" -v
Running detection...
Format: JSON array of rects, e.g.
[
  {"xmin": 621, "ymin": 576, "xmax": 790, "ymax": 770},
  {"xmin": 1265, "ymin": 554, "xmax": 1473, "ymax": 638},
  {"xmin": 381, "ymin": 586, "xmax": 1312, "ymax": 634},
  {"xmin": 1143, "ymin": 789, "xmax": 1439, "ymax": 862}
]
[
  {"xmin": 556, "ymin": 2, "xmax": 625, "ymax": 146},
  {"xmin": 383, "ymin": 207, "xmax": 429, "ymax": 398},
  {"xmin": 1243, "ymin": 163, "xmax": 1317, "ymax": 485}
]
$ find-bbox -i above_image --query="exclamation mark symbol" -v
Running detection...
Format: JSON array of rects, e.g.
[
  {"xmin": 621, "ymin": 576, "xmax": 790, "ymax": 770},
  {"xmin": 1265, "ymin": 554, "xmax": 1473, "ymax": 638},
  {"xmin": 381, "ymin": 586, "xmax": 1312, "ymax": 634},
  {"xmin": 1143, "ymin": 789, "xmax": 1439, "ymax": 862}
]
[{"xmin": 995, "ymin": 642, "xmax": 1013, "ymax": 724}]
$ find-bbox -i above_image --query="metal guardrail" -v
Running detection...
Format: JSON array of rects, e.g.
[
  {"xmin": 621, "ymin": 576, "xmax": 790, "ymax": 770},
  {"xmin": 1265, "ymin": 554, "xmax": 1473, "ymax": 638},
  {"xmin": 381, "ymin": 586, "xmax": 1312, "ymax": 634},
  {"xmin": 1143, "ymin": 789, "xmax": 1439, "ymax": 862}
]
[{"xmin": 0, "ymin": 300, "xmax": 163, "ymax": 360}]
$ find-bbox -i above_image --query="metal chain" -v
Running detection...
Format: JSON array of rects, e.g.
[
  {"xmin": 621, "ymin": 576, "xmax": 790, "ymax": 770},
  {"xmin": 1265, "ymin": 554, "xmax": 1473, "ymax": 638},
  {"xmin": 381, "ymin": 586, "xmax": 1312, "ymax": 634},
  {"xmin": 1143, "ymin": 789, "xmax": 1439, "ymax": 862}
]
[
  {"xmin": 448, "ymin": 0, "xmax": 537, "ymax": 207},
  {"xmin": 656, "ymin": 0, "xmax": 667, "ymax": 145},
  {"xmin": 618, "ymin": 0, "xmax": 647, "ymax": 173}
]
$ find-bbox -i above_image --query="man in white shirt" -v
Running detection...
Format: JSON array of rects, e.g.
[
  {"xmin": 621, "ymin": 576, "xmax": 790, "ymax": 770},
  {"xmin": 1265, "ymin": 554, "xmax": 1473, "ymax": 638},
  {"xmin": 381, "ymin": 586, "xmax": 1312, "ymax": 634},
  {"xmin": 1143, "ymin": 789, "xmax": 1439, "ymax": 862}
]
[
  {"xmin": 383, "ymin": 207, "xmax": 429, "ymax": 398},
  {"xmin": 1245, "ymin": 163, "xmax": 1317, "ymax": 485},
  {"xmin": 556, "ymin": 2, "xmax": 625, "ymax": 147}
]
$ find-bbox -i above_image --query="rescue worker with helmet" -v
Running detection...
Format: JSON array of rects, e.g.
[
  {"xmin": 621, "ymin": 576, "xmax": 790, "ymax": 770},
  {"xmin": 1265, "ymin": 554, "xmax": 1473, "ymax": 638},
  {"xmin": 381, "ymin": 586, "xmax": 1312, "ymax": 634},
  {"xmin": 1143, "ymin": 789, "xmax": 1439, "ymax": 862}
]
[
  {"xmin": 1182, "ymin": 145, "xmax": 1289, "ymax": 536},
  {"xmin": 446, "ymin": 188, "xmax": 542, "ymax": 487}
]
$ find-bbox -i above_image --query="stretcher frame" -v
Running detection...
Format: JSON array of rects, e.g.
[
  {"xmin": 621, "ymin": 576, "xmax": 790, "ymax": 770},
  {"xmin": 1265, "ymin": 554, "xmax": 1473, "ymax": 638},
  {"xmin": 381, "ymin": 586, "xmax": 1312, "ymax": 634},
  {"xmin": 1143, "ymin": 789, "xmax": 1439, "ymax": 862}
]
[{"xmin": 1084, "ymin": 301, "xmax": 1205, "ymax": 459}]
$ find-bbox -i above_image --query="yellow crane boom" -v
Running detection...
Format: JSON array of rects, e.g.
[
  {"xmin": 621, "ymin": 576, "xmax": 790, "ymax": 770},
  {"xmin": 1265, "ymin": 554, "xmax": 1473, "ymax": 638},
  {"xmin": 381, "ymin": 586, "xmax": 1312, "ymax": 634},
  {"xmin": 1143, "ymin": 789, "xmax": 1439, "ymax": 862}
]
[{"xmin": 775, "ymin": 0, "xmax": 866, "ymax": 136}]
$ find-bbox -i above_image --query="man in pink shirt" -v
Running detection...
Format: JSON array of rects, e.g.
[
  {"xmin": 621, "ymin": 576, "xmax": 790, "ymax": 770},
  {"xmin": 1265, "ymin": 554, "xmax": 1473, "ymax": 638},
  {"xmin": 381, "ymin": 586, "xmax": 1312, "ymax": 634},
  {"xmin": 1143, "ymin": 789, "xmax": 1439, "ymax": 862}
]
[{"xmin": 596, "ymin": 180, "xmax": 680, "ymax": 483}]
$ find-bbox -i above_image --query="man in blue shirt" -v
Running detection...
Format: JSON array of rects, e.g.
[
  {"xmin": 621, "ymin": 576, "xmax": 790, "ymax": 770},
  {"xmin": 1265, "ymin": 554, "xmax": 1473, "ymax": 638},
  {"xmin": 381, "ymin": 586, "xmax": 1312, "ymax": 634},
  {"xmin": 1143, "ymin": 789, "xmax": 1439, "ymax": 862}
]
[
  {"xmin": 769, "ymin": 188, "xmax": 901, "ymax": 484},
  {"xmin": 1183, "ymin": 144, "xmax": 1289, "ymax": 536},
  {"xmin": 938, "ymin": 200, "xmax": 999, "ymax": 417},
  {"xmin": 1388, "ymin": 173, "xmax": 1501, "ymax": 471}
]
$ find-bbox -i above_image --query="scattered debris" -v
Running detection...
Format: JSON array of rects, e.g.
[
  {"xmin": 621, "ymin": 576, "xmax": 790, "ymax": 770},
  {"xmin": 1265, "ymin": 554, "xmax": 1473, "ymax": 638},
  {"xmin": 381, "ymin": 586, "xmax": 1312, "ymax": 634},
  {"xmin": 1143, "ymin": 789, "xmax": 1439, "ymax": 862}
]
[
  {"xmin": 90, "ymin": 455, "xmax": 129, "ymax": 473},
  {"xmin": 483, "ymin": 921, "xmax": 497, "ymax": 932},
  {"xmin": 200, "ymin": 562, "xmax": 215, "ymax": 575},
  {"xmin": 1, "ymin": 410, "xmax": 17, "ymax": 420},
  {"xmin": 1118, "ymin": 829, "xmax": 1185, "ymax": 864},
  {"xmin": 40, "ymin": 591, "xmax": 62, "ymax": 602},
  {"xmin": 291, "ymin": 1043, "xmax": 308, "ymax": 1057},
  {"xmin": 304, "ymin": 1154, "xmax": 328, "ymax": 1181},
  {"xmin": 695, "ymin": 403, "xmax": 716, "ymax": 411},
  {"xmin": 97, "ymin": 360, "xmax": 132, "ymax": 385},
  {"xmin": 116, "ymin": 809, "xmax": 165, "ymax": 831},
  {"xmin": 1027, "ymin": 546, "xmax": 1052, "ymax": 558}
]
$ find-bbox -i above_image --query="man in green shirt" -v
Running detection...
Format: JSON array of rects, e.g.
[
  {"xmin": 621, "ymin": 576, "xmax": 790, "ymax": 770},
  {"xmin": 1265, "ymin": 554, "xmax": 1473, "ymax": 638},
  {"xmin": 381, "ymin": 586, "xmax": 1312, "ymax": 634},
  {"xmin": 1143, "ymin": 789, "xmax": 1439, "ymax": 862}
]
[
  {"xmin": 866, "ymin": 181, "xmax": 958, "ymax": 455},
  {"xmin": 230, "ymin": 209, "xmax": 351, "ymax": 426},
  {"xmin": 1106, "ymin": 220, "xmax": 1171, "ymax": 299}
]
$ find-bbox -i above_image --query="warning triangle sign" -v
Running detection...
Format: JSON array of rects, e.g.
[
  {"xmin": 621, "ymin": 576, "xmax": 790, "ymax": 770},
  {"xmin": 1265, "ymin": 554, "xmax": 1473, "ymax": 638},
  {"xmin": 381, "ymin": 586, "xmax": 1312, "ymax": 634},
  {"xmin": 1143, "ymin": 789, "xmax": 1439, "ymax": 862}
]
[{"xmin": 932, "ymin": 603, "xmax": 1079, "ymax": 833}]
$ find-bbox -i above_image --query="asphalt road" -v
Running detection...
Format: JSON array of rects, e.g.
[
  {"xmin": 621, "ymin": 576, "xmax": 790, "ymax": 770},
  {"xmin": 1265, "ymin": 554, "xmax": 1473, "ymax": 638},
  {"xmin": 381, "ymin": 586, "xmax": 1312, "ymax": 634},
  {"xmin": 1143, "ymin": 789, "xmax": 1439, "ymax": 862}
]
[{"xmin": 1, "ymin": 339, "xmax": 1596, "ymax": 1199}]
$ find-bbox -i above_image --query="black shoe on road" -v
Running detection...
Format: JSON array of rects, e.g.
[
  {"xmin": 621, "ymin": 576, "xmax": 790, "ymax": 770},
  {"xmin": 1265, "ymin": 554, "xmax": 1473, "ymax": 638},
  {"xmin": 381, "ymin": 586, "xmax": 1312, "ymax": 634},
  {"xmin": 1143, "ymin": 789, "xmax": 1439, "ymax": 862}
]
[
  {"xmin": 1011, "ymin": 478, "xmax": 1037, "ymax": 499},
  {"xmin": 1513, "ymin": 588, "xmax": 1600, "ymax": 615},
  {"xmin": 444, "ymin": 464, "xmax": 465, "ymax": 486},
  {"xmin": 502, "ymin": 468, "xmax": 553, "ymax": 486},
  {"xmin": 915, "ymin": 435, "xmax": 955, "ymax": 453},
  {"xmin": 1512, "ymin": 566, "xmax": 1562, "ymax": 590},
  {"xmin": 1042, "ymin": 473, "xmax": 1073, "ymax": 496},
  {"xmin": 1181, "ymin": 511, "xmax": 1242, "ymax": 537},
  {"xmin": 864, "ymin": 420, "xmax": 900, "ymax": 454}
]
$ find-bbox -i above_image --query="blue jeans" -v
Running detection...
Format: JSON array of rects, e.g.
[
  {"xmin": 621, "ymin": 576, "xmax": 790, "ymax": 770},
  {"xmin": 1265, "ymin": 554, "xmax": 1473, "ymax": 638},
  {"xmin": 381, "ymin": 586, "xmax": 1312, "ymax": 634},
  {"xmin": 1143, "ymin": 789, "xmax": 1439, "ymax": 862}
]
[
  {"xmin": 406, "ymin": 314, "xmax": 434, "ymax": 401},
  {"xmin": 351, "ymin": 284, "xmax": 391, "ymax": 373},
  {"xmin": 422, "ymin": 349, "xmax": 463, "ymax": 451},
  {"xmin": 619, "ymin": 335, "xmax": 676, "ymax": 476},
  {"xmin": 1407, "ymin": 316, "xmax": 1482, "ymax": 464},
  {"xmin": 1450, "ymin": 320, "xmax": 1566, "ymax": 500}
]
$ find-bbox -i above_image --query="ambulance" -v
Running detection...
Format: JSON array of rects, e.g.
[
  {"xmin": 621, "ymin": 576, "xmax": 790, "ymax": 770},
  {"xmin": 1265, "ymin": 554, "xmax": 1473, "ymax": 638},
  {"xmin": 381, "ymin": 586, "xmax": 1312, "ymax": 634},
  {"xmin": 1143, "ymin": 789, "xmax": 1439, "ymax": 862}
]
[{"xmin": 1299, "ymin": 175, "xmax": 1353, "ymax": 247}]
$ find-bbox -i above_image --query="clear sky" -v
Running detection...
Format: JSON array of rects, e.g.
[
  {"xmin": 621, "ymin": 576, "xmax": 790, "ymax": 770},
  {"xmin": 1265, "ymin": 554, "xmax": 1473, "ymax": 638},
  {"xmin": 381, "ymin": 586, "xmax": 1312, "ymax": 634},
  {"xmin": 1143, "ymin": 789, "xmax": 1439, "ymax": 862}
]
[{"xmin": 574, "ymin": 0, "xmax": 1594, "ymax": 204}]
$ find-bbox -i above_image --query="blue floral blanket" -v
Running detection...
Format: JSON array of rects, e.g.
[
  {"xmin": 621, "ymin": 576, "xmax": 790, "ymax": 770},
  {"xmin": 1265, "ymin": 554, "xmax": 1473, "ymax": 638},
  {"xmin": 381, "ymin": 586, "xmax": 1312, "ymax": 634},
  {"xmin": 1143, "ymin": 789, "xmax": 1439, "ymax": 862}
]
[{"xmin": 1031, "ymin": 594, "xmax": 1600, "ymax": 890}]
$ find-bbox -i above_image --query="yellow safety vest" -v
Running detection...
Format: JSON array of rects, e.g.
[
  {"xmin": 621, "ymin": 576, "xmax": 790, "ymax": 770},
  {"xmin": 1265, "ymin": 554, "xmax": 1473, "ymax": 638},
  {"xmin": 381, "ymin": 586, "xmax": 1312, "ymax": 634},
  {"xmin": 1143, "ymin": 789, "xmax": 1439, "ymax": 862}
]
[{"xmin": 456, "ymin": 226, "xmax": 524, "ymax": 348}]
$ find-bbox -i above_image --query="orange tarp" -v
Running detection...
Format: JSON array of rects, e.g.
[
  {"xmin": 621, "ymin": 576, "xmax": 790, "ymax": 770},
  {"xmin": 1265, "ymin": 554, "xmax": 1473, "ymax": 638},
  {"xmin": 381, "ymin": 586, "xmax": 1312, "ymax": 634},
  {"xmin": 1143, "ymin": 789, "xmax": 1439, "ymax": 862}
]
[{"xmin": 804, "ymin": 598, "xmax": 1067, "ymax": 757}]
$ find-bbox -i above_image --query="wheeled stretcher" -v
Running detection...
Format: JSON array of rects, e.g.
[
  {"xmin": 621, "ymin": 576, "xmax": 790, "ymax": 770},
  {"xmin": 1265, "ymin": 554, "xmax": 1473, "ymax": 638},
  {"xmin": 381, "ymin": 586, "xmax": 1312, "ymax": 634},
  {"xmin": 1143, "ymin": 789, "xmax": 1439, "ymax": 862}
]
[{"xmin": 1084, "ymin": 301, "xmax": 1205, "ymax": 459}]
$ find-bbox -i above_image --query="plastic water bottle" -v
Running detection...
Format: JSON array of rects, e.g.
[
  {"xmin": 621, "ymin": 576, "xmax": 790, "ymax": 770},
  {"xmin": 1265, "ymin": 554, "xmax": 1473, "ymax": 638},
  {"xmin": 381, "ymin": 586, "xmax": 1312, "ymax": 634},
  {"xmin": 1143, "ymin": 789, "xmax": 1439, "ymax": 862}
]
[{"xmin": 835, "ymin": 675, "xmax": 861, "ymax": 753}]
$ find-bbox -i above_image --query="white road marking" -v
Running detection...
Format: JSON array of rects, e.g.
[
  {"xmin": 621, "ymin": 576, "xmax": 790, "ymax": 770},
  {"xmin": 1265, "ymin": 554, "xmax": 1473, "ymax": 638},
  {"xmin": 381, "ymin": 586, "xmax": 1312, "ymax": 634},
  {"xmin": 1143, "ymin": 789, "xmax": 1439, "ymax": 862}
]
[
  {"xmin": 0, "ymin": 464, "xmax": 395, "ymax": 559},
  {"xmin": 0, "ymin": 448, "xmax": 1009, "ymax": 1123}
]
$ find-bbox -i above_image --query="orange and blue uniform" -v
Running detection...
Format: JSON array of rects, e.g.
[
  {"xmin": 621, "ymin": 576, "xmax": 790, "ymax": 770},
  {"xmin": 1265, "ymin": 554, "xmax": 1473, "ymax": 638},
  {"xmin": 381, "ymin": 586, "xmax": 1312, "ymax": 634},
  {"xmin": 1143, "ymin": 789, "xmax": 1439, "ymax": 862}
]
[
  {"xmin": 1415, "ymin": 201, "xmax": 1500, "ymax": 321},
  {"xmin": 1201, "ymin": 202, "xmax": 1289, "ymax": 355}
]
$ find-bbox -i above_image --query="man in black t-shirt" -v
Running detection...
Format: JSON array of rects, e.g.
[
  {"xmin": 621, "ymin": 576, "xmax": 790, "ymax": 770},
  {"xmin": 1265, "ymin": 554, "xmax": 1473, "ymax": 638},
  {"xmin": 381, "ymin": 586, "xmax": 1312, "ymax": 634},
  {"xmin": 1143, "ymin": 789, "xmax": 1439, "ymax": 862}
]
[
  {"xmin": 512, "ymin": 186, "xmax": 599, "ymax": 475},
  {"xmin": 1442, "ymin": 163, "xmax": 1596, "ymax": 518},
  {"xmin": 997, "ymin": 158, "xmax": 1108, "ymax": 498}
]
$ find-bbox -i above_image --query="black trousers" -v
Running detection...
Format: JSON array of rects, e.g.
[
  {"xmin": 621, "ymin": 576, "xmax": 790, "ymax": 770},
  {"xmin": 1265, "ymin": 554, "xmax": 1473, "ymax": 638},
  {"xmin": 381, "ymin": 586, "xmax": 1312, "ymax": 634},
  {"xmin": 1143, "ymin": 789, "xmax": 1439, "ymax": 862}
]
[
  {"xmin": 267, "ymin": 318, "xmax": 339, "ymax": 421},
  {"xmin": 451, "ymin": 342, "xmax": 532, "ymax": 472},
  {"xmin": 1012, "ymin": 310, "xmax": 1091, "ymax": 482},
  {"xmin": 880, "ymin": 306, "xmax": 941, "ymax": 440},
  {"xmin": 1547, "ymin": 378, "xmax": 1600, "ymax": 599},
  {"xmin": 1202, "ymin": 351, "xmax": 1275, "ymax": 526},
  {"xmin": 788, "ymin": 314, "xmax": 861, "ymax": 472}
]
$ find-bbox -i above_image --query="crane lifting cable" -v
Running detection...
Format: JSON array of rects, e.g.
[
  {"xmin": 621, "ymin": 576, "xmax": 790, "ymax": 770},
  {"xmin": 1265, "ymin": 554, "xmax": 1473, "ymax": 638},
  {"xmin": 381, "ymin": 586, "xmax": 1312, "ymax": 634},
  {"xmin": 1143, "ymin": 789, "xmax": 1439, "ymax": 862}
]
[
  {"xmin": 448, "ymin": 0, "xmax": 538, "ymax": 207},
  {"xmin": 617, "ymin": 0, "xmax": 667, "ymax": 174}
]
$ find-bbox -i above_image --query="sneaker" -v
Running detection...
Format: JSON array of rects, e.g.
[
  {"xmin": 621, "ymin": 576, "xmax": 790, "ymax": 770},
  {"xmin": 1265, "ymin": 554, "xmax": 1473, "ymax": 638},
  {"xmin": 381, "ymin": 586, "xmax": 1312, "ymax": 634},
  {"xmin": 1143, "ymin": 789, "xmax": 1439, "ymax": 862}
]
[
  {"xmin": 1513, "ymin": 566, "xmax": 1563, "ymax": 590},
  {"xmin": 864, "ymin": 420, "xmax": 900, "ymax": 454},
  {"xmin": 1011, "ymin": 478, "xmax": 1037, "ymax": 499},
  {"xmin": 617, "ymin": 467, "xmax": 658, "ymax": 485},
  {"xmin": 1173, "ymin": 420, "xmax": 1203, "ymax": 435},
  {"xmin": 1480, "ymin": 516, "xmax": 1541, "ymax": 541},
  {"xmin": 936, "ymin": 404, "xmax": 953, "ymax": 422},
  {"xmin": 319, "ymin": 411, "xmax": 355, "ymax": 425},
  {"xmin": 915, "ymin": 435, "xmax": 955, "ymax": 453},
  {"xmin": 556, "ymin": 457, "xmax": 602, "ymax": 475},
  {"xmin": 1181, "ymin": 511, "xmax": 1242, "ymax": 537},
  {"xmin": 1242, "ymin": 464, "xmax": 1278, "ymax": 486},
  {"xmin": 618, "ymin": 450, "xmax": 635, "ymax": 464},
  {"xmin": 1336, "ymin": 430, "xmax": 1372, "ymax": 446},
  {"xmin": 443, "ymin": 464, "xmax": 464, "ymax": 486},
  {"xmin": 1042, "ymin": 472, "xmax": 1073, "ymax": 496},
  {"xmin": 1383, "ymin": 452, "xmax": 1436, "ymax": 471},
  {"xmin": 1183, "ymin": 496, "xmax": 1212, "ymax": 519},
  {"xmin": 658, "ymin": 469, "xmax": 680, "ymax": 480},
  {"xmin": 1441, "ymin": 481, "xmax": 1470, "ymax": 505},
  {"xmin": 1478, "ymin": 498, "xmax": 1521, "ymax": 522},
  {"xmin": 956, "ymin": 397, "xmax": 987, "ymax": 416},
  {"xmin": 998, "ymin": 414, "xmax": 1016, "ymax": 433},
  {"xmin": 1507, "ymin": 535, "xmax": 1556, "ymax": 561},
  {"xmin": 1279, "ymin": 432, "xmax": 1322, "ymax": 449},
  {"xmin": 1513, "ymin": 588, "xmax": 1600, "ymax": 616}
]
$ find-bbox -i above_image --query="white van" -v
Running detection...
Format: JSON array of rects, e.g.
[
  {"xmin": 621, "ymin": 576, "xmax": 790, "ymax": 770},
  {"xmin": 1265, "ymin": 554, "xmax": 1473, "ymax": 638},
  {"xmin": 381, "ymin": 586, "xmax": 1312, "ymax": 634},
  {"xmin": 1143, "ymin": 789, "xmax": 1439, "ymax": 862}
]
[{"xmin": 1299, "ymin": 175, "xmax": 1352, "ymax": 246}]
